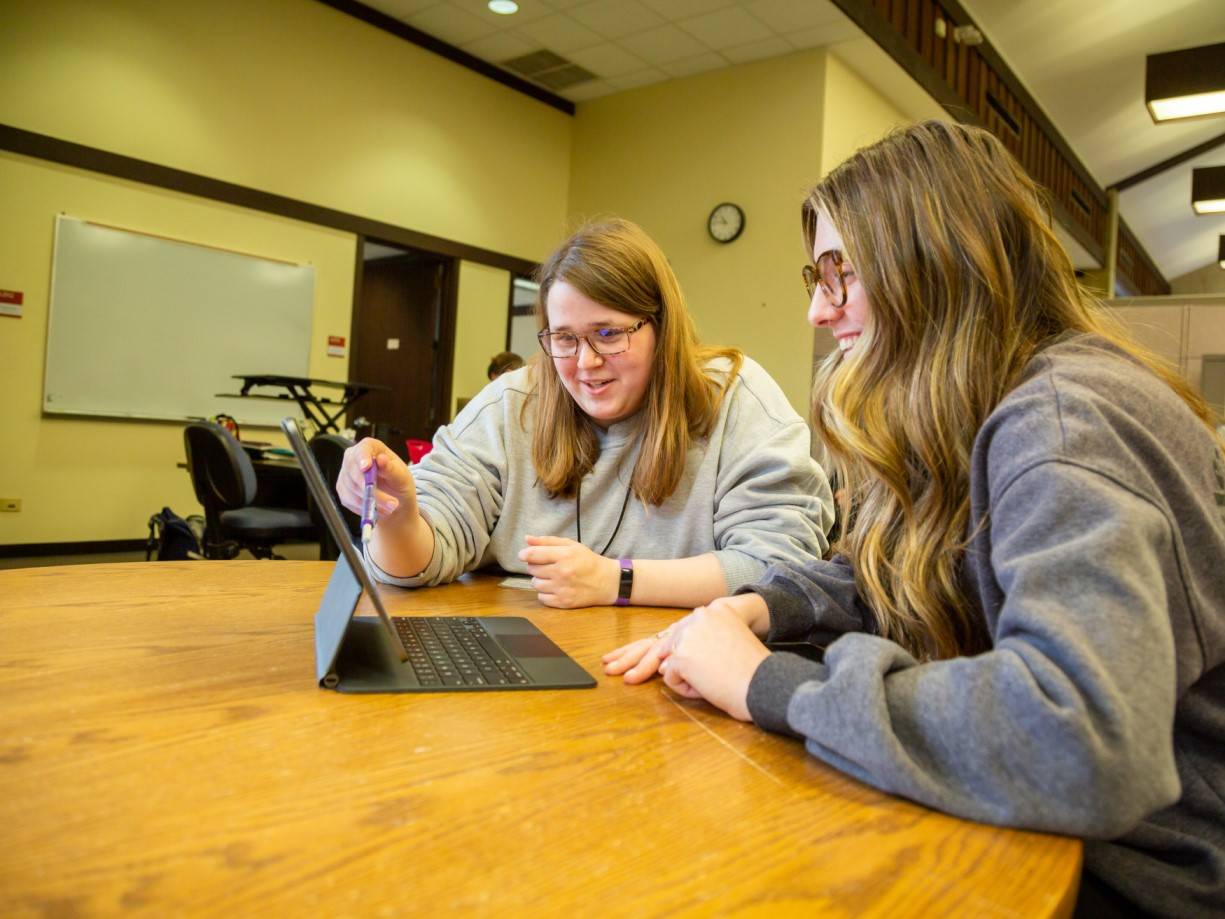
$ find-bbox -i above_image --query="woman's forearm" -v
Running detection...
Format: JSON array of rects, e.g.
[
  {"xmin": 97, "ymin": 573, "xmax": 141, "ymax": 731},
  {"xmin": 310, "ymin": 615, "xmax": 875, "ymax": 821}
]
[
  {"xmin": 368, "ymin": 511, "xmax": 436, "ymax": 579},
  {"xmin": 627, "ymin": 554, "xmax": 728, "ymax": 608}
]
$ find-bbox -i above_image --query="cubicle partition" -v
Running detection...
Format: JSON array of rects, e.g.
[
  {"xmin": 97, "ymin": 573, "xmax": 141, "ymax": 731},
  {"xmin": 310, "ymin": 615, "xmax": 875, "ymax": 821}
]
[{"xmin": 1107, "ymin": 294, "xmax": 1225, "ymax": 416}]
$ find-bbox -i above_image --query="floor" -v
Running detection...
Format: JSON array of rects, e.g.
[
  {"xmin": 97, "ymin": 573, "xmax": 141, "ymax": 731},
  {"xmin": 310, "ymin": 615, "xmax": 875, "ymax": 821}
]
[{"xmin": 0, "ymin": 543, "xmax": 322, "ymax": 570}]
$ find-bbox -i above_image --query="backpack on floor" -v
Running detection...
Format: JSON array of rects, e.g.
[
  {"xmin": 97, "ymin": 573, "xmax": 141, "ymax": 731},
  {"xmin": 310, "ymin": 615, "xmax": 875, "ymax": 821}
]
[{"xmin": 146, "ymin": 507, "xmax": 205, "ymax": 561}]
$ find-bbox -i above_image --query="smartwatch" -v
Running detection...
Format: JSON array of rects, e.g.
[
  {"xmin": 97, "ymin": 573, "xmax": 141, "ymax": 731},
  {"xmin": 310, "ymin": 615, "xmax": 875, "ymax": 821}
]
[{"xmin": 615, "ymin": 558, "xmax": 633, "ymax": 607}]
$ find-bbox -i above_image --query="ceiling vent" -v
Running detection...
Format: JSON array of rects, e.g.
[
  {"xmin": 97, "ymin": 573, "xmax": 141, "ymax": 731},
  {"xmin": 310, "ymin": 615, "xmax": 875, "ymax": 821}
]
[{"xmin": 501, "ymin": 50, "xmax": 595, "ymax": 89}]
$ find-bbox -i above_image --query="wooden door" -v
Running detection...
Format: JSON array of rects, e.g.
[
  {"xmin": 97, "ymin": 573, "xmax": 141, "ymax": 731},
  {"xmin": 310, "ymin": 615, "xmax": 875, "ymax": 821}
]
[{"xmin": 350, "ymin": 251, "xmax": 456, "ymax": 444}]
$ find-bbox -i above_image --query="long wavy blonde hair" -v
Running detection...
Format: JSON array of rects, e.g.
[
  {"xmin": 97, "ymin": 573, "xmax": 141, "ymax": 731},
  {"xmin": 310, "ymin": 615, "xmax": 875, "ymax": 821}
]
[
  {"xmin": 807, "ymin": 120, "xmax": 1220, "ymax": 661},
  {"xmin": 531, "ymin": 218, "xmax": 742, "ymax": 505}
]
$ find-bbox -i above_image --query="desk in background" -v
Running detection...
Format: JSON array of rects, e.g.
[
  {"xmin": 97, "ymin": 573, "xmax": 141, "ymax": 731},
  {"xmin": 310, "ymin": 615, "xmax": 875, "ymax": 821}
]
[
  {"xmin": 0, "ymin": 565, "xmax": 1081, "ymax": 915},
  {"xmin": 216, "ymin": 374, "xmax": 389, "ymax": 434}
]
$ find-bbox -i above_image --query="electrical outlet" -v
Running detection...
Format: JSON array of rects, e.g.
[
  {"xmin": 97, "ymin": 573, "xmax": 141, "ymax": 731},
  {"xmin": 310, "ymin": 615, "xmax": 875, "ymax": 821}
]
[{"xmin": 0, "ymin": 498, "xmax": 21, "ymax": 512}]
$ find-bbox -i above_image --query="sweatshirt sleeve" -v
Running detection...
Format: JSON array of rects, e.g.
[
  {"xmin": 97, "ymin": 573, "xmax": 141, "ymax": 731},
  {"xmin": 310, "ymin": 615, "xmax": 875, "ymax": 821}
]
[
  {"xmin": 709, "ymin": 366, "xmax": 835, "ymax": 590},
  {"xmin": 366, "ymin": 392, "xmax": 511, "ymax": 588},
  {"xmin": 745, "ymin": 461, "xmax": 1182, "ymax": 838}
]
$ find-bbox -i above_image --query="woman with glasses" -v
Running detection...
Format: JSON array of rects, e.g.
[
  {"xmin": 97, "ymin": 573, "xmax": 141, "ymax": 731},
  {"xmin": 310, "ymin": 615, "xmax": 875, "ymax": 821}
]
[
  {"xmin": 604, "ymin": 121, "xmax": 1224, "ymax": 916},
  {"xmin": 337, "ymin": 218, "xmax": 833, "ymax": 609}
]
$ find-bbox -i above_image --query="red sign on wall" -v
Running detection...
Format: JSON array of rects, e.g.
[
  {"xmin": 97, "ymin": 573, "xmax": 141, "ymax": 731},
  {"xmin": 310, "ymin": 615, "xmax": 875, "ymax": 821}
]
[{"xmin": 0, "ymin": 290, "xmax": 22, "ymax": 318}]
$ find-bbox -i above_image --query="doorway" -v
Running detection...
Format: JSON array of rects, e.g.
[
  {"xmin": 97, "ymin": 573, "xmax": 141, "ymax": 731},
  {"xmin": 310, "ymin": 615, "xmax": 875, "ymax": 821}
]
[{"xmin": 349, "ymin": 239, "xmax": 457, "ymax": 447}]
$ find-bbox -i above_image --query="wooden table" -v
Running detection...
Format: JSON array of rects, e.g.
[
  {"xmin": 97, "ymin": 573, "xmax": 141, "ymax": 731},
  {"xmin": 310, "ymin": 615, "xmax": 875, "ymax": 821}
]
[{"xmin": 0, "ymin": 563, "xmax": 1081, "ymax": 916}]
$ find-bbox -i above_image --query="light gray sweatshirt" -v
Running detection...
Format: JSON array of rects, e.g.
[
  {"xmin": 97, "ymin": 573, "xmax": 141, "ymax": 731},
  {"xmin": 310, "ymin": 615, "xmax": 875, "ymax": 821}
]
[
  {"xmin": 369, "ymin": 356, "xmax": 834, "ymax": 592},
  {"xmin": 743, "ymin": 335, "xmax": 1225, "ymax": 917}
]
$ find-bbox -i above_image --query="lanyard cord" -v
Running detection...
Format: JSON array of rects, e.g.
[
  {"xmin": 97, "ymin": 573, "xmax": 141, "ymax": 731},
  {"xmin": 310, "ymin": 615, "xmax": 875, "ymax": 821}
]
[{"xmin": 576, "ymin": 479, "xmax": 634, "ymax": 557}]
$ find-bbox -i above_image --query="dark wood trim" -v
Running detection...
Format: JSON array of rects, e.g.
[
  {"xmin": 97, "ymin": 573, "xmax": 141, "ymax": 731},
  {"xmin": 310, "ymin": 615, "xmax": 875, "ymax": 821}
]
[
  {"xmin": 1050, "ymin": 186, "xmax": 1105, "ymax": 267},
  {"xmin": 347, "ymin": 233, "xmax": 367, "ymax": 428},
  {"xmin": 0, "ymin": 539, "xmax": 147, "ymax": 559},
  {"xmin": 824, "ymin": 0, "xmax": 1158, "ymax": 279},
  {"xmin": 505, "ymin": 274, "xmax": 518, "ymax": 352},
  {"xmin": 0, "ymin": 123, "xmax": 540, "ymax": 277},
  {"xmin": 314, "ymin": 0, "xmax": 574, "ymax": 116},
  {"xmin": 1109, "ymin": 131, "xmax": 1225, "ymax": 192},
  {"xmin": 435, "ymin": 259, "xmax": 460, "ymax": 426},
  {"xmin": 925, "ymin": 0, "xmax": 1104, "ymax": 210}
]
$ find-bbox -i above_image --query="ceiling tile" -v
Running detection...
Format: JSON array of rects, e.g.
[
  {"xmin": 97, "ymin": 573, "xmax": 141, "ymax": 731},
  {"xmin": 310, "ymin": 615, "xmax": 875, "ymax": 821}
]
[
  {"xmin": 447, "ymin": 0, "xmax": 555, "ymax": 26},
  {"xmin": 561, "ymin": 79, "xmax": 618, "ymax": 101},
  {"xmin": 786, "ymin": 19, "xmax": 861, "ymax": 49},
  {"xmin": 677, "ymin": 6, "xmax": 773, "ymax": 49},
  {"xmin": 721, "ymin": 35, "xmax": 793, "ymax": 64},
  {"xmin": 567, "ymin": 0, "xmax": 666, "ymax": 39},
  {"xmin": 406, "ymin": 4, "xmax": 498, "ymax": 45},
  {"xmin": 607, "ymin": 67, "xmax": 672, "ymax": 91},
  {"xmin": 566, "ymin": 42, "xmax": 649, "ymax": 77},
  {"xmin": 512, "ymin": 12, "xmax": 605, "ymax": 52},
  {"xmin": 744, "ymin": 0, "xmax": 845, "ymax": 32},
  {"xmin": 462, "ymin": 30, "xmax": 540, "ymax": 62},
  {"xmin": 638, "ymin": 0, "xmax": 740, "ymax": 20},
  {"xmin": 618, "ymin": 23, "xmax": 711, "ymax": 64},
  {"xmin": 659, "ymin": 51, "xmax": 729, "ymax": 78}
]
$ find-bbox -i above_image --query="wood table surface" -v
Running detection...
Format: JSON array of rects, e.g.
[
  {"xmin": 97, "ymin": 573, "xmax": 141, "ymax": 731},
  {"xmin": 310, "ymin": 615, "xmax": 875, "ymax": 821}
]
[{"xmin": 0, "ymin": 562, "xmax": 1081, "ymax": 916}]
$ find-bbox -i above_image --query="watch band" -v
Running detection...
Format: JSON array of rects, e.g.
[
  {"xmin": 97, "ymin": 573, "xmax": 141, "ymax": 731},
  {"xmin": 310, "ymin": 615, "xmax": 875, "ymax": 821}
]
[{"xmin": 615, "ymin": 558, "xmax": 633, "ymax": 607}]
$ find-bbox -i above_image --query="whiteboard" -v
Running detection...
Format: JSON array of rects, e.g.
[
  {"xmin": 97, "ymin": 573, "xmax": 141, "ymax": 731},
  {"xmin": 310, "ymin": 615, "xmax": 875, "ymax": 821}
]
[{"xmin": 44, "ymin": 216, "xmax": 315, "ymax": 426}]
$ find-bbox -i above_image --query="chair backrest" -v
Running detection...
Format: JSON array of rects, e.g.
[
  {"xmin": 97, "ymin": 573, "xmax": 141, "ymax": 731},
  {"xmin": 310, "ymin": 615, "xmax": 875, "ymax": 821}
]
[
  {"xmin": 183, "ymin": 422, "xmax": 258, "ymax": 521},
  {"xmin": 308, "ymin": 433, "xmax": 360, "ymax": 547},
  {"xmin": 308, "ymin": 436, "xmax": 357, "ymax": 529}
]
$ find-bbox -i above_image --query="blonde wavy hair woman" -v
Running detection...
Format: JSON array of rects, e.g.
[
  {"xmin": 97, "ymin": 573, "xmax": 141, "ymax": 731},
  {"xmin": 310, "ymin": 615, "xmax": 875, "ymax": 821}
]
[
  {"xmin": 339, "ymin": 217, "xmax": 833, "ymax": 610},
  {"xmin": 803, "ymin": 124, "xmax": 1219, "ymax": 662},
  {"xmin": 607, "ymin": 122, "xmax": 1225, "ymax": 917}
]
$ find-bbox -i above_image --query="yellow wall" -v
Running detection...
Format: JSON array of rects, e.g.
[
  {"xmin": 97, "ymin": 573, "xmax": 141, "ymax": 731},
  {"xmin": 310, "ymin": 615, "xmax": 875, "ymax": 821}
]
[
  {"xmin": 0, "ymin": 151, "xmax": 357, "ymax": 544},
  {"xmin": 0, "ymin": 1, "xmax": 924, "ymax": 547},
  {"xmin": 819, "ymin": 52, "xmax": 913, "ymax": 178},
  {"xmin": 0, "ymin": 0, "xmax": 572, "ymax": 261},
  {"xmin": 568, "ymin": 51, "xmax": 826, "ymax": 416},
  {"xmin": 452, "ymin": 261, "xmax": 513, "ymax": 418},
  {"xmin": 567, "ymin": 49, "xmax": 914, "ymax": 416},
  {"xmin": 0, "ymin": 0, "xmax": 573, "ymax": 546}
]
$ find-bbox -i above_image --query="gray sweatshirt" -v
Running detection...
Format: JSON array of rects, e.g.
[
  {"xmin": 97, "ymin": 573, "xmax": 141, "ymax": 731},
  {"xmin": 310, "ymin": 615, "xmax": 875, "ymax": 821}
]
[
  {"xmin": 743, "ymin": 335, "xmax": 1225, "ymax": 917},
  {"xmin": 370, "ymin": 356, "xmax": 834, "ymax": 592}
]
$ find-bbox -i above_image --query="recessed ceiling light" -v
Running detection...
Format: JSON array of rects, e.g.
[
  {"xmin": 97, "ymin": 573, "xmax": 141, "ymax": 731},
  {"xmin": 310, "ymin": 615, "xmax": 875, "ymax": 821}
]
[{"xmin": 488, "ymin": 0, "xmax": 519, "ymax": 13}]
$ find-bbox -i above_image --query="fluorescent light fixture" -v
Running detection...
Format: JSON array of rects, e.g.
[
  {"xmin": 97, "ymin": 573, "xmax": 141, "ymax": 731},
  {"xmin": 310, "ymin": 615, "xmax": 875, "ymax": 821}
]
[
  {"xmin": 488, "ymin": 0, "xmax": 518, "ymax": 13},
  {"xmin": 1146, "ymin": 42, "xmax": 1225, "ymax": 122},
  {"xmin": 1192, "ymin": 166, "xmax": 1225, "ymax": 215}
]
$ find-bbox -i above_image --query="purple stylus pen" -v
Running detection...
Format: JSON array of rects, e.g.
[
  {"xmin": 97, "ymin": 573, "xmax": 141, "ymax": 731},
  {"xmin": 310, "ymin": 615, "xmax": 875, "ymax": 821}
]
[{"xmin": 361, "ymin": 462, "xmax": 377, "ymax": 544}]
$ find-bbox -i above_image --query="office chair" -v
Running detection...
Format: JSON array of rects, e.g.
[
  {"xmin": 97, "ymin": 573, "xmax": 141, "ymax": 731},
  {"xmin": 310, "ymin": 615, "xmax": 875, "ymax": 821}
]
[
  {"xmin": 308, "ymin": 433, "xmax": 360, "ymax": 561},
  {"xmin": 183, "ymin": 422, "xmax": 317, "ymax": 559}
]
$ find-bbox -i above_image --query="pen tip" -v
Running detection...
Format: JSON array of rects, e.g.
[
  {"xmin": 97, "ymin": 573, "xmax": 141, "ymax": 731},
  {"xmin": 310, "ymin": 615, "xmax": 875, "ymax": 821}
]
[{"xmin": 362, "ymin": 524, "xmax": 373, "ymax": 543}]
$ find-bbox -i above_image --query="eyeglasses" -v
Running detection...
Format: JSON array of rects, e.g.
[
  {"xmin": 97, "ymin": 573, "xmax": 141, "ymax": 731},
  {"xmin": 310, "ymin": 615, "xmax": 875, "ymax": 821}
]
[
  {"xmin": 802, "ymin": 248, "xmax": 848, "ymax": 309},
  {"xmin": 537, "ymin": 319, "xmax": 648, "ymax": 358}
]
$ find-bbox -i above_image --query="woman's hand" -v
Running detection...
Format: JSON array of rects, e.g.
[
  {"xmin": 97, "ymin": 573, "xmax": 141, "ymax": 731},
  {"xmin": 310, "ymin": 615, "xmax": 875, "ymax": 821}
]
[
  {"xmin": 336, "ymin": 437, "xmax": 418, "ymax": 522},
  {"xmin": 518, "ymin": 536, "xmax": 619, "ymax": 608},
  {"xmin": 603, "ymin": 595, "xmax": 773, "ymax": 722},
  {"xmin": 337, "ymin": 438, "xmax": 436, "ymax": 578}
]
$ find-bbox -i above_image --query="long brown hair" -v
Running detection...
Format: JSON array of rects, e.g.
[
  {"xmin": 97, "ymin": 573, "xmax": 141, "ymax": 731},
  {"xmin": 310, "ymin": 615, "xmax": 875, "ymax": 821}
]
[
  {"xmin": 805, "ymin": 120, "xmax": 1220, "ymax": 661},
  {"xmin": 531, "ymin": 218, "xmax": 742, "ymax": 505}
]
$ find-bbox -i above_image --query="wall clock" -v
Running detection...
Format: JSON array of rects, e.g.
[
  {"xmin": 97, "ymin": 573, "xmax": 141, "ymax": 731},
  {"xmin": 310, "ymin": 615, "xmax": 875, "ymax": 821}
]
[{"xmin": 707, "ymin": 202, "xmax": 745, "ymax": 243}]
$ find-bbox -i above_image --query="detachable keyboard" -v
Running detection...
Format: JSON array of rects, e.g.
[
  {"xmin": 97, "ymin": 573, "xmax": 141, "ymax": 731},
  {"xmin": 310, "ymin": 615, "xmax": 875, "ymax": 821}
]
[{"xmin": 393, "ymin": 617, "xmax": 531, "ymax": 687}]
